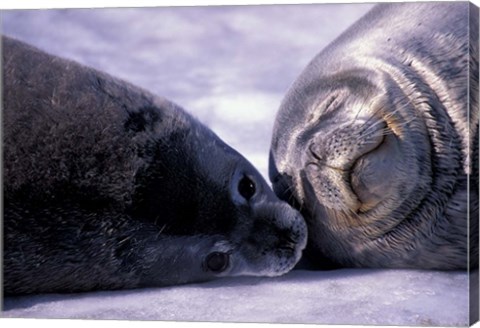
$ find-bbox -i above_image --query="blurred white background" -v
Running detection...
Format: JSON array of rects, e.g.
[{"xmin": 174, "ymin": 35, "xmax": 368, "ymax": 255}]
[{"xmin": 2, "ymin": 2, "xmax": 371, "ymax": 179}]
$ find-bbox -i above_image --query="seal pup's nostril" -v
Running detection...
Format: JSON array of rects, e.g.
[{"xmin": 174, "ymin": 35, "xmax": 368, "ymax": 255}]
[{"xmin": 276, "ymin": 229, "xmax": 300, "ymax": 252}]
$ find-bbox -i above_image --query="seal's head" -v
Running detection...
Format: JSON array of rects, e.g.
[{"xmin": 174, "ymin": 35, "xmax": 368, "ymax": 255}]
[
  {"xmin": 269, "ymin": 2, "xmax": 478, "ymax": 270},
  {"xmin": 269, "ymin": 67, "xmax": 468, "ymax": 269},
  {"xmin": 126, "ymin": 106, "xmax": 307, "ymax": 285},
  {"xmin": 3, "ymin": 36, "xmax": 307, "ymax": 294}
]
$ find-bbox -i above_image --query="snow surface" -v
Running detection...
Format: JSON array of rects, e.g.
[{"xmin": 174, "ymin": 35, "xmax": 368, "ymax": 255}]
[
  {"xmin": 0, "ymin": 3, "xmax": 474, "ymax": 326},
  {"xmin": 2, "ymin": 269, "xmax": 471, "ymax": 326}
]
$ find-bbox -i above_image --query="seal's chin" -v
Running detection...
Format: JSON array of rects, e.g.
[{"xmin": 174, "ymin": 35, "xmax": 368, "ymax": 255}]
[{"xmin": 207, "ymin": 236, "xmax": 306, "ymax": 278}]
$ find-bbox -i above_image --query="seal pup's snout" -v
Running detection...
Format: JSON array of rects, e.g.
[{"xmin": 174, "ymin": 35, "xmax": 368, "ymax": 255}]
[
  {"xmin": 226, "ymin": 160, "xmax": 308, "ymax": 277},
  {"xmin": 251, "ymin": 208, "xmax": 307, "ymax": 253},
  {"xmin": 258, "ymin": 201, "xmax": 308, "ymax": 257}
]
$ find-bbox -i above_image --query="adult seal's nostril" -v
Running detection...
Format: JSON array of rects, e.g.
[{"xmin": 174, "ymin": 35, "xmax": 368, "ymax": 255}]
[{"xmin": 269, "ymin": 2, "xmax": 478, "ymax": 270}]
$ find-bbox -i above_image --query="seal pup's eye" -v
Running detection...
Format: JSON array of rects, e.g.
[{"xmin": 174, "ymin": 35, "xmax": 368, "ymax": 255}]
[
  {"xmin": 238, "ymin": 176, "xmax": 256, "ymax": 200},
  {"xmin": 205, "ymin": 252, "xmax": 230, "ymax": 273}
]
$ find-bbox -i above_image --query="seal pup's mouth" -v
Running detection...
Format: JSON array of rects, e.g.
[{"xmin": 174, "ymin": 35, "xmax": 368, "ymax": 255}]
[{"xmin": 276, "ymin": 233, "xmax": 299, "ymax": 252}]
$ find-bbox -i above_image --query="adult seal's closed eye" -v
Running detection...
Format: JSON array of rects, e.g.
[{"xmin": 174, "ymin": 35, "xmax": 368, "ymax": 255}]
[
  {"xmin": 269, "ymin": 3, "xmax": 478, "ymax": 270},
  {"xmin": 2, "ymin": 36, "xmax": 307, "ymax": 295}
]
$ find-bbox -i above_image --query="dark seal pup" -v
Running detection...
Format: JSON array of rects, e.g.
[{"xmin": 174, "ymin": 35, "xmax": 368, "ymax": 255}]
[
  {"xmin": 2, "ymin": 36, "xmax": 307, "ymax": 295},
  {"xmin": 269, "ymin": 2, "xmax": 478, "ymax": 270}
]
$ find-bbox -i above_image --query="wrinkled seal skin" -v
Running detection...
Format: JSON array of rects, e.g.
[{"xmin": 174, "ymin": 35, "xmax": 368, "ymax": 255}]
[
  {"xmin": 2, "ymin": 36, "xmax": 307, "ymax": 295},
  {"xmin": 269, "ymin": 3, "xmax": 478, "ymax": 270}
]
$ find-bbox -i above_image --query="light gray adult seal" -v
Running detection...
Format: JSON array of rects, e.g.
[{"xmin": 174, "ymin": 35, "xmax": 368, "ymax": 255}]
[
  {"xmin": 3, "ymin": 36, "xmax": 307, "ymax": 295},
  {"xmin": 269, "ymin": 2, "xmax": 478, "ymax": 270}
]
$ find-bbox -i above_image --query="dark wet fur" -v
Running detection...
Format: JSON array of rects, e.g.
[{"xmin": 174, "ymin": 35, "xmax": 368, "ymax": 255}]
[{"xmin": 3, "ymin": 36, "xmax": 307, "ymax": 295}]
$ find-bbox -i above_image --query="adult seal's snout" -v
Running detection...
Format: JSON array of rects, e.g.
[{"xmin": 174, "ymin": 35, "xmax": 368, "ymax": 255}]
[
  {"xmin": 269, "ymin": 2, "xmax": 478, "ymax": 270},
  {"xmin": 3, "ymin": 36, "xmax": 307, "ymax": 295}
]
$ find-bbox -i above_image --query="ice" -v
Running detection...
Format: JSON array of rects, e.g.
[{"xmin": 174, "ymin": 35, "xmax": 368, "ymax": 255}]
[
  {"xmin": 0, "ymin": 3, "xmax": 473, "ymax": 326},
  {"xmin": 2, "ymin": 269, "xmax": 469, "ymax": 325}
]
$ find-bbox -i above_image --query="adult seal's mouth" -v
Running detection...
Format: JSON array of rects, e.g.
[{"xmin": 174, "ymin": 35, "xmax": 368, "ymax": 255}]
[
  {"xmin": 303, "ymin": 97, "xmax": 388, "ymax": 214},
  {"xmin": 269, "ymin": 2, "xmax": 478, "ymax": 270}
]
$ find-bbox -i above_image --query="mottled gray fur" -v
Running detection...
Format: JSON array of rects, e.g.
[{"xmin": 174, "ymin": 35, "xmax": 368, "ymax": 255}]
[
  {"xmin": 3, "ymin": 36, "xmax": 307, "ymax": 295},
  {"xmin": 270, "ymin": 2, "xmax": 478, "ymax": 270}
]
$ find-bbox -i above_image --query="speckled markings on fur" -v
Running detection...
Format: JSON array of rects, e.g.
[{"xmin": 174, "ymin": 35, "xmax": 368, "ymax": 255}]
[
  {"xmin": 3, "ymin": 36, "xmax": 307, "ymax": 295},
  {"xmin": 269, "ymin": 2, "xmax": 478, "ymax": 270}
]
